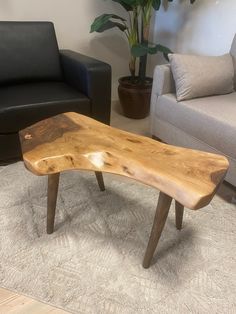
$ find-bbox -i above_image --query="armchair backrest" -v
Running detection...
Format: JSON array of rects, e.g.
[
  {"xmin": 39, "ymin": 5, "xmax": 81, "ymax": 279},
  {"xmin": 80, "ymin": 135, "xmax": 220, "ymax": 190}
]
[
  {"xmin": 230, "ymin": 34, "xmax": 236, "ymax": 89},
  {"xmin": 0, "ymin": 21, "xmax": 62, "ymax": 85}
]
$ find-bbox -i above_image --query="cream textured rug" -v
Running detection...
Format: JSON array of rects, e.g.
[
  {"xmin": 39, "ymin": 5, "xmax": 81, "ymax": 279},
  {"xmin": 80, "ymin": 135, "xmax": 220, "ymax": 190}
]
[{"xmin": 0, "ymin": 162, "xmax": 236, "ymax": 314}]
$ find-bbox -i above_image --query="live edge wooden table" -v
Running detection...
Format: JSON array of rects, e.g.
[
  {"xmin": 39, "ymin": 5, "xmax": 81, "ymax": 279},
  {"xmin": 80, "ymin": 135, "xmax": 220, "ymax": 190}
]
[{"xmin": 19, "ymin": 112, "xmax": 229, "ymax": 269}]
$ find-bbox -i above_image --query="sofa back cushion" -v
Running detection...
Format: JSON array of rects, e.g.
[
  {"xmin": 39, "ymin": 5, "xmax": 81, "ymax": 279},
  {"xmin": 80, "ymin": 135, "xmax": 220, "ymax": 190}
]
[
  {"xmin": 230, "ymin": 34, "xmax": 236, "ymax": 90},
  {"xmin": 0, "ymin": 22, "xmax": 63, "ymax": 85},
  {"xmin": 169, "ymin": 53, "xmax": 234, "ymax": 101}
]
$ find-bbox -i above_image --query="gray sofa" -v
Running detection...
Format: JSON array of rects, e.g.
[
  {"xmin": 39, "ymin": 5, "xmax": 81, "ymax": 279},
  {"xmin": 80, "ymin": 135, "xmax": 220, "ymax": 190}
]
[{"xmin": 150, "ymin": 35, "xmax": 236, "ymax": 187}]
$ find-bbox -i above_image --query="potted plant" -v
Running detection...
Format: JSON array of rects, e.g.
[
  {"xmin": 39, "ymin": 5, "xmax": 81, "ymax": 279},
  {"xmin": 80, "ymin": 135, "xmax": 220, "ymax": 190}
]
[{"xmin": 91, "ymin": 0, "xmax": 196, "ymax": 119}]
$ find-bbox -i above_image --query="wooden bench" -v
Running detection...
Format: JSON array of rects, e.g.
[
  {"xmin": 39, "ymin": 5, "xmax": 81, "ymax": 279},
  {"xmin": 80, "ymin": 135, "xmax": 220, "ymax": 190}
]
[{"xmin": 19, "ymin": 112, "xmax": 229, "ymax": 268}]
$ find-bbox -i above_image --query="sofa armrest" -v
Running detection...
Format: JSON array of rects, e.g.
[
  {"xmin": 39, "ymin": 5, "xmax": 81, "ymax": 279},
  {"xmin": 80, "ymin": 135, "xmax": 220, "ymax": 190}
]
[
  {"xmin": 152, "ymin": 64, "xmax": 175, "ymax": 96},
  {"xmin": 60, "ymin": 50, "xmax": 112, "ymax": 124},
  {"xmin": 150, "ymin": 64, "xmax": 176, "ymax": 136}
]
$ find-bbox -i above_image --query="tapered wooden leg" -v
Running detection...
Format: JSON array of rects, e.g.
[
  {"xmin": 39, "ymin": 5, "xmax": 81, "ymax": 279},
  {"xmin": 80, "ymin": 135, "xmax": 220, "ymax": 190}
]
[
  {"xmin": 175, "ymin": 201, "xmax": 184, "ymax": 230},
  {"xmin": 143, "ymin": 192, "xmax": 172, "ymax": 268},
  {"xmin": 95, "ymin": 171, "xmax": 105, "ymax": 191},
  {"xmin": 47, "ymin": 173, "xmax": 60, "ymax": 234}
]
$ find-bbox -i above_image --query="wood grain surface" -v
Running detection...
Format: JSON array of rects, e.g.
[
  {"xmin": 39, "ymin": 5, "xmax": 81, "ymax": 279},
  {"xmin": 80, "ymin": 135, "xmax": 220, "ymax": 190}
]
[{"xmin": 19, "ymin": 112, "xmax": 229, "ymax": 210}]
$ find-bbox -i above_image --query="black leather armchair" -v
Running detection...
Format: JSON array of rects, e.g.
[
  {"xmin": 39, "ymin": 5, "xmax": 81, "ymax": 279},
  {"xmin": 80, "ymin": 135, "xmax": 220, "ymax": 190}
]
[{"xmin": 0, "ymin": 21, "xmax": 111, "ymax": 162}]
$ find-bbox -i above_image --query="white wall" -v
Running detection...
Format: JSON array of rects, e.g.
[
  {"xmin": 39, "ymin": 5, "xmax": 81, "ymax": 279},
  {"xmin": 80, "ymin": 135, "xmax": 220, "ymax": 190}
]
[
  {"xmin": 151, "ymin": 0, "xmax": 236, "ymax": 67},
  {"xmin": 0, "ymin": 0, "xmax": 131, "ymax": 100}
]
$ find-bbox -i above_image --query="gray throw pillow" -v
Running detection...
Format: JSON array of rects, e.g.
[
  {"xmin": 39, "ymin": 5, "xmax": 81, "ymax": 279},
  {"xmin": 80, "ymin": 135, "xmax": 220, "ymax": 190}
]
[{"xmin": 169, "ymin": 53, "xmax": 234, "ymax": 101}]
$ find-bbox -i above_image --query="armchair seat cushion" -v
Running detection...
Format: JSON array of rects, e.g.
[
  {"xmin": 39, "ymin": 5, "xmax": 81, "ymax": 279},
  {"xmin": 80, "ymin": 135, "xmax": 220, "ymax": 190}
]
[
  {"xmin": 155, "ymin": 92, "xmax": 236, "ymax": 159},
  {"xmin": 0, "ymin": 81, "xmax": 91, "ymax": 133}
]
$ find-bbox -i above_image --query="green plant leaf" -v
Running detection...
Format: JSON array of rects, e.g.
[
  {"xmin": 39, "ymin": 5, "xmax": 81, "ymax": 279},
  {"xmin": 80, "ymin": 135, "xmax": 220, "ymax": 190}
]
[
  {"xmin": 152, "ymin": 0, "xmax": 161, "ymax": 10},
  {"xmin": 131, "ymin": 44, "xmax": 147, "ymax": 57},
  {"xmin": 155, "ymin": 44, "xmax": 172, "ymax": 61},
  {"xmin": 112, "ymin": 0, "xmax": 133, "ymax": 11},
  {"xmin": 118, "ymin": 0, "xmax": 144, "ymax": 7},
  {"xmin": 90, "ymin": 14, "xmax": 127, "ymax": 33},
  {"xmin": 155, "ymin": 44, "xmax": 172, "ymax": 54},
  {"xmin": 131, "ymin": 43, "xmax": 172, "ymax": 60}
]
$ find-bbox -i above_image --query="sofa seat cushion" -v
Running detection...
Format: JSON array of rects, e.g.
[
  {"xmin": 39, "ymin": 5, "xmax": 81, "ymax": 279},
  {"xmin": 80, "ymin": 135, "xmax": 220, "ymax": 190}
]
[
  {"xmin": 0, "ymin": 81, "xmax": 91, "ymax": 133},
  {"xmin": 155, "ymin": 92, "xmax": 236, "ymax": 158}
]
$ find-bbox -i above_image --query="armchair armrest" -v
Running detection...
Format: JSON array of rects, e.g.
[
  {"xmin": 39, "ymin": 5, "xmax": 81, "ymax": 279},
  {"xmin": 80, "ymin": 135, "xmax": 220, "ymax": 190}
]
[
  {"xmin": 152, "ymin": 64, "xmax": 175, "ymax": 96},
  {"xmin": 60, "ymin": 50, "xmax": 112, "ymax": 124}
]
